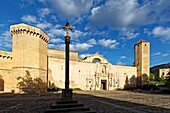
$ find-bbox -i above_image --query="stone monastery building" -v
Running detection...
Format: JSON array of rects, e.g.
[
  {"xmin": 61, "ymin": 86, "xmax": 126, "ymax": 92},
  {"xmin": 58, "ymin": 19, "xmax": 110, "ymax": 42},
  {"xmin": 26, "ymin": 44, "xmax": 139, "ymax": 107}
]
[{"xmin": 0, "ymin": 23, "xmax": 150, "ymax": 92}]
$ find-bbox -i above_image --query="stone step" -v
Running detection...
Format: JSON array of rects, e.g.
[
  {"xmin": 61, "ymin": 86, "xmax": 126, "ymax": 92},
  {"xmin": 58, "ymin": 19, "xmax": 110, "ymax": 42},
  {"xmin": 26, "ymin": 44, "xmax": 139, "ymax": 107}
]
[
  {"xmin": 45, "ymin": 107, "xmax": 90, "ymax": 113},
  {"xmin": 51, "ymin": 103, "xmax": 84, "ymax": 109},
  {"xmin": 69, "ymin": 111, "xmax": 96, "ymax": 113},
  {"xmin": 56, "ymin": 100, "xmax": 78, "ymax": 104}
]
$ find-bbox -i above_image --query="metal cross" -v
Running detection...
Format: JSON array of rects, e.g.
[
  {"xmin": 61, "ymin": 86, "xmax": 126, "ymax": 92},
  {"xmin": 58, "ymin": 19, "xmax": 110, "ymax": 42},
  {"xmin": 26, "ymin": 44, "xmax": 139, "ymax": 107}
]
[{"xmin": 62, "ymin": 22, "xmax": 73, "ymax": 36}]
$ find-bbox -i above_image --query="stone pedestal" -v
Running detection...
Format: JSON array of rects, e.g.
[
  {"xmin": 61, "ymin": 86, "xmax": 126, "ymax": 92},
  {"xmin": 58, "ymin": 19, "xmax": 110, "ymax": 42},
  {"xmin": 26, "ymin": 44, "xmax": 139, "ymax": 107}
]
[{"xmin": 62, "ymin": 89, "xmax": 73, "ymax": 100}]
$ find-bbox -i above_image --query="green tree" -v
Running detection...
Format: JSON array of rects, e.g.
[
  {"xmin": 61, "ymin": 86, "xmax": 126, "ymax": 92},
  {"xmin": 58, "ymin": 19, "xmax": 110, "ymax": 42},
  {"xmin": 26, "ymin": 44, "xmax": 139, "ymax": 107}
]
[
  {"xmin": 165, "ymin": 71, "xmax": 170, "ymax": 88},
  {"xmin": 150, "ymin": 73, "xmax": 155, "ymax": 81},
  {"xmin": 17, "ymin": 71, "xmax": 47, "ymax": 94}
]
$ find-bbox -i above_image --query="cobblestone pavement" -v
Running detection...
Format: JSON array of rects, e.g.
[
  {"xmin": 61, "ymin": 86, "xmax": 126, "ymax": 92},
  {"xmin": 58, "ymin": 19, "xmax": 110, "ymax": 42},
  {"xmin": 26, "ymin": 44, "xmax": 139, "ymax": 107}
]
[
  {"xmin": 0, "ymin": 90, "xmax": 169, "ymax": 113},
  {"xmin": 74, "ymin": 90, "xmax": 170, "ymax": 113}
]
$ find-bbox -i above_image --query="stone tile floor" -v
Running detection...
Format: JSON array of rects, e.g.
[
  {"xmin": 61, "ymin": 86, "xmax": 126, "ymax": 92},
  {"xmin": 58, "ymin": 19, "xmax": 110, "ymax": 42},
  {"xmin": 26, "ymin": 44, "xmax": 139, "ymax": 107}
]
[{"xmin": 0, "ymin": 90, "xmax": 169, "ymax": 113}]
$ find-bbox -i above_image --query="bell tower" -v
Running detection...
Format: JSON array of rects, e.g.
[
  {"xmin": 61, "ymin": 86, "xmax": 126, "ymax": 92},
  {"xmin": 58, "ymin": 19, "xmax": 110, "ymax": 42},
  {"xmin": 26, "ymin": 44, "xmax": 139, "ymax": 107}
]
[{"xmin": 134, "ymin": 40, "xmax": 150, "ymax": 86}]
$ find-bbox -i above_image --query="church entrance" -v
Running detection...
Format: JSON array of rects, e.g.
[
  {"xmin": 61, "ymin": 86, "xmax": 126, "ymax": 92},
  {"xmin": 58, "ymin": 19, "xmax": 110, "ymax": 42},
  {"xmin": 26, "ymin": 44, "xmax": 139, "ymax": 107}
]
[
  {"xmin": 0, "ymin": 77, "xmax": 4, "ymax": 91},
  {"xmin": 101, "ymin": 80, "xmax": 107, "ymax": 90}
]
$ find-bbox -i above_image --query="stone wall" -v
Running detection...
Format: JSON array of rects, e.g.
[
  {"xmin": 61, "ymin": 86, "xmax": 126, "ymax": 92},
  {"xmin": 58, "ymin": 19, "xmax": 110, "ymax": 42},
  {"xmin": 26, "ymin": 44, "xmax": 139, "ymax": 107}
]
[
  {"xmin": 0, "ymin": 50, "xmax": 12, "ymax": 92},
  {"xmin": 111, "ymin": 65, "xmax": 137, "ymax": 89},
  {"xmin": 48, "ymin": 49, "xmax": 81, "ymax": 61},
  {"xmin": 48, "ymin": 56, "xmax": 96, "ymax": 90},
  {"xmin": 48, "ymin": 54, "xmax": 137, "ymax": 90},
  {"xmin": 159, "ymin": 68, "xmax": 170, "ymax": 78}
]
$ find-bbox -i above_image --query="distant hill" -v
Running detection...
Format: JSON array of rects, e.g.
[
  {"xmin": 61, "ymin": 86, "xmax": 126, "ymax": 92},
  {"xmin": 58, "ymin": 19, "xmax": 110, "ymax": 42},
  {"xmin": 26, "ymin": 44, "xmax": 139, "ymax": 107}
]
[{"xmin": 150, "ymin": 63, "xmax": 170, "ymax": 75}]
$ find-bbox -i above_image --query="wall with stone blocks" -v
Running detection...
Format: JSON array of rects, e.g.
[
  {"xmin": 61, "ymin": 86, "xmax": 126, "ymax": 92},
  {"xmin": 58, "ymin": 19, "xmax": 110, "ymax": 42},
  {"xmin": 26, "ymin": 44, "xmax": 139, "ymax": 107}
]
[{"xmin": 0, "ymin": 50, "xmax": 12, "ymax": 92}]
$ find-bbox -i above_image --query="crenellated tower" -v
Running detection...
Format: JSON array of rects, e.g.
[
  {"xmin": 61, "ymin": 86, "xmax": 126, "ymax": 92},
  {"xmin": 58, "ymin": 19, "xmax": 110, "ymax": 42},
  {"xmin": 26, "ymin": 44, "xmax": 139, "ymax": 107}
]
[
  {"xmin": 10, "ymin": 23, "xmax": 49, "ymax": 91},
  {"xmin": 134, "ymin": 40, "xmax": 150, "ymax": 86}
]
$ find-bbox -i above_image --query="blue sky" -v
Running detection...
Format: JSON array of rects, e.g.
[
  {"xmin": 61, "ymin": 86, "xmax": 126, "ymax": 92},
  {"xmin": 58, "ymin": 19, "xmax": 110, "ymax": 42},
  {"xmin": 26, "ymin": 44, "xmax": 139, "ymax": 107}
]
[{"xmin": 0, "ymin": 0, "xmax": 170, "ymax": 67}]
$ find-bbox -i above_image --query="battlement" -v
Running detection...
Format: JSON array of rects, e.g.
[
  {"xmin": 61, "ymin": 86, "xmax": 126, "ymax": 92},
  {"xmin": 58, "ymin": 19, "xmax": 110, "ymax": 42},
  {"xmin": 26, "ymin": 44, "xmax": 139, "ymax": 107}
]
[
  {"xmin": 0, "ymin": 50, "xmax": 12, "ymax": 60},
  {"xmin": 10, "ymin": 23, "xmax": 49, "ymax": 43}
]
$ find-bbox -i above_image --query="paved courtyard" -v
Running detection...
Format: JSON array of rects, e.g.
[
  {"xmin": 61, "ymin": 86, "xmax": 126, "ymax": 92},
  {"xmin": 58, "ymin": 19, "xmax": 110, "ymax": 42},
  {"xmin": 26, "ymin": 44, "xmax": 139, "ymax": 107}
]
[{"xmin": 0, "ymin": 90, "xmax": 169, "ymax": 113}]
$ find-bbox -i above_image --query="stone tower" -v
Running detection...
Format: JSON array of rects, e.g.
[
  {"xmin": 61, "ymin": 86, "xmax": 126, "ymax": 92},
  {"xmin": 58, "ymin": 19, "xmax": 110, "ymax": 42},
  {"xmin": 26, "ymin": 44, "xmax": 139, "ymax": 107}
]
[
  {"xmin": 134, "ymin": 40, "xmax": 150, "ymax": 86},
  {"xmin": 10, "ymin": 23, "xmax": 49, "ymax": 90}
]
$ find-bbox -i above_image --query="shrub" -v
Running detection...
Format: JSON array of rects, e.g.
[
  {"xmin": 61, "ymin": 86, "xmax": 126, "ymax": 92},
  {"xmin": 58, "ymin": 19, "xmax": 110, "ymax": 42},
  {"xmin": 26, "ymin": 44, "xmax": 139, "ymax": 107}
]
[
  {"xmin": 17, "ymin": 71, "xmax": 47, "ymax": 94},
  {"xmin": 73, "ymin": 88, "xmax": 83, "ymax": 91}
]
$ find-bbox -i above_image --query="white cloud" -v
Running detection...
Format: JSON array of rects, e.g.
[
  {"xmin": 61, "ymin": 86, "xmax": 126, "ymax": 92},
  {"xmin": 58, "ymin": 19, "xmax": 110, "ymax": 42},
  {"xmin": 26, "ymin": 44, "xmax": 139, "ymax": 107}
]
[
  {"xmin": 38, "ymin": 8, "xmax": 50, "ymax": 17},
  {"xmin": 144, "ymin": 28, "xmax": 151, "ymax": 35},
  {"xmin": 70, "ymin": 30, "xmax": 87, "ymax": 40},
  {"xmin": 152, "ymin": 52, "xmax": 169, "ymax": 57},
  {"xmin": 162, "ymin": 53, "xmax": 169, "ymax": 57},
  {"xmin": 87, "ymin": 39, "xmax": 97, "ymax": 45},
  {"xmin": 49, "ymin": 28, "xmax": 65, "ymax": 37},
  {"xmin": 51, "ymin": 15, "xmax": 57, "ymax": 22},
  {"xmin": 50, "ymin": 38, "xmax": 63, "ymax": 43},
  {"xmin": 48, "ymin": 42, "xmax": 93, "ymax": 52},
  {"xmin": 45, "ymin": 0, "xmax": 93, "ymax": 18},
  {"xmin": 88, "ymin": 0, "xmax": 139, "ymax": 29},
  {"xmin": 152, "ymin": 26, "xmax": 170, "ymax": 41},
  {"xmin": 48, "ymin": 26, "xmax": 87, "ymax": 40},
  {"xmin": 0, "ymin": 31, "xmax": 12, "ymax": 50},
  {"xmin": 88, "ymin": 0, "xmax": 170, "ymax": 29},
  {"xmin": 87, "ymin": 30, "xmax": 108, "ymax": 36},
  {"xmin": 98, "ymin": 39, "xmax": 119, "ymax": 49},
  {"xmin": 48, "ymin": 44, "xmax": 65, "ymax": 50},
  {"xmin": 21, "ymin": 15, "xmax": 37, "ymax": 23},
  {"xmin": 79, "ymin": 53, "xmax": 92, "ymax": 59},
  {"xmin": 119, "ymin": 29, "xmax": 140, "ymax": 40},
  {"xmin": 120, "ymin": 56, "xmax": 126, "ymax": 59},
  {"xmin": 70, "ymin": 43, "xmax": 93, "ymax": 52},
  {"xmin": 91, "ymin": 6, "xmax": 101, "ymax": 15},
  {"xmin": 116, "ymin": 61, "xmax": 125, "ymax": 65},
  {"xmin": 36, "ymin": 22, "xmax": 52, "ymax": 30},
  {"xmin": 152, "ymin": 52, "xmax": 161, "ymax": 56}
]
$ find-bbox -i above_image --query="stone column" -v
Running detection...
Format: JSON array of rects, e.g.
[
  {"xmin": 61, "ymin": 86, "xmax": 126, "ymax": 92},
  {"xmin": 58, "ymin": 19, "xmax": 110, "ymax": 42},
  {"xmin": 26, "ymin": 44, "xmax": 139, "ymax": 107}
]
[{"xmin": 62, "ymin": 22, "xmax": 73, "ymax": 100}]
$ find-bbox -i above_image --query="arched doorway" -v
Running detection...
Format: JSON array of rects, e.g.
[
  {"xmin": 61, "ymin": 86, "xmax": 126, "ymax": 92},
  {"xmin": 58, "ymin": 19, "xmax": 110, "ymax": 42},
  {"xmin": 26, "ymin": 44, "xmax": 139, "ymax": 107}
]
[{"xmin": 0, "ymin": 77, "xmax": 4, "ymax": 91}]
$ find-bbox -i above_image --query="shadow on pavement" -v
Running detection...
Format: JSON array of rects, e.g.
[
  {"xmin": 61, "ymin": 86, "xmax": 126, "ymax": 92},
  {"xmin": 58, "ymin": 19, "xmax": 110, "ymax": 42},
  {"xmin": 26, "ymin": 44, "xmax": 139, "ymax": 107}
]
[{"xmin": 73, "ymin": 92, "xmax": 170, "ymax": 113}]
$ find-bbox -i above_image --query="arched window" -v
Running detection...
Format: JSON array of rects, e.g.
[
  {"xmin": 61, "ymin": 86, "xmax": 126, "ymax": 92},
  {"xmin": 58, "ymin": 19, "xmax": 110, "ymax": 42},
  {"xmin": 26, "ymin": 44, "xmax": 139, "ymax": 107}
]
[
  {"xmin": 92, "ymin": 58, "xmax": 101, "ymax": 63},
  {"xmin": 162, "ymin": 72, "xmax": 165, "ymax": 76}
]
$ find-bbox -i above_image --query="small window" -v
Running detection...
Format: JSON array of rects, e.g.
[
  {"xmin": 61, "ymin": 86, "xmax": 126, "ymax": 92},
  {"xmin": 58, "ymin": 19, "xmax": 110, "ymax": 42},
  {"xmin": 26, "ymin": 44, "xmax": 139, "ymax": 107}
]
[
  {"xmin": 162, "ymin": 72, "xmax": 165, "ymax": 76},
  {"xmin": 145, "ymin": 44, "xmax": 147, "ymax": 46},
  {"xmin": 89, "ymin": 81, "xmax": 91, "ymax": 83},
  {"xmin": 92, "ymin": 58, "xmax": 101, "ymax": 63}
]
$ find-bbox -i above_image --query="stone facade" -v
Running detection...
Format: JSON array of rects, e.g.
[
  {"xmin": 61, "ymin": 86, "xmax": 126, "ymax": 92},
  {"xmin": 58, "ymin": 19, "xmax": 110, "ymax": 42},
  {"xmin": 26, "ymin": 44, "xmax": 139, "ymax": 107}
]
[
  {"xmin": 159, "ymin": 68, "xmax": 170, "ymax": 78},
  {"xmin": 0, "ymin": 23, "xmax": 150, "ymax": 92},
  {"xmin": 134, "ymin": 40, "xmax": 150, "ymax": 86}
]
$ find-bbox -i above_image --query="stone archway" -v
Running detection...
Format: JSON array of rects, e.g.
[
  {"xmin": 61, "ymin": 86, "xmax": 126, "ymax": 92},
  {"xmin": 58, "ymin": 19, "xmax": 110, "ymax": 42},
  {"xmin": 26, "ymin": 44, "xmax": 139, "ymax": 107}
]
[{"xmin": 0, "ymin": 77, "xmax": 4, "ymax": 91}]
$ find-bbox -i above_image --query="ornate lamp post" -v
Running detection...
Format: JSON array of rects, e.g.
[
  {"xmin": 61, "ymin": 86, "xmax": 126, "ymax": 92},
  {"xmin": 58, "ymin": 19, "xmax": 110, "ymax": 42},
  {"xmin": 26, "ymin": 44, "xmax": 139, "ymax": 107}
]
[{"xmin": 62, "ymin": 22, "xmax": 73, "ymax": 100}]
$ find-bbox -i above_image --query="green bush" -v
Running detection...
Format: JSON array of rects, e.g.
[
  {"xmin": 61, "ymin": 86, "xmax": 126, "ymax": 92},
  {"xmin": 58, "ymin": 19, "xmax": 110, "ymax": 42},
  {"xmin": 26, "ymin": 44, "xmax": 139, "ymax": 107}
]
[
  {"xmin": 165, "ymin": 72, "xmax": 170, "ymax": 88},
  {"xmin": 73, "ymin": 88, "xmax": 83, "ymax": 91},
  {"xmin": 47, "ymin": 81, "xmax": 62, "ymax": 92},
  {"xmin": 17, "ymin": 71, "xmax": 47, "ymax": 94},
  {"xmin": 149, "ymin": 80, "xmax": 165, "ymax": 85}
]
